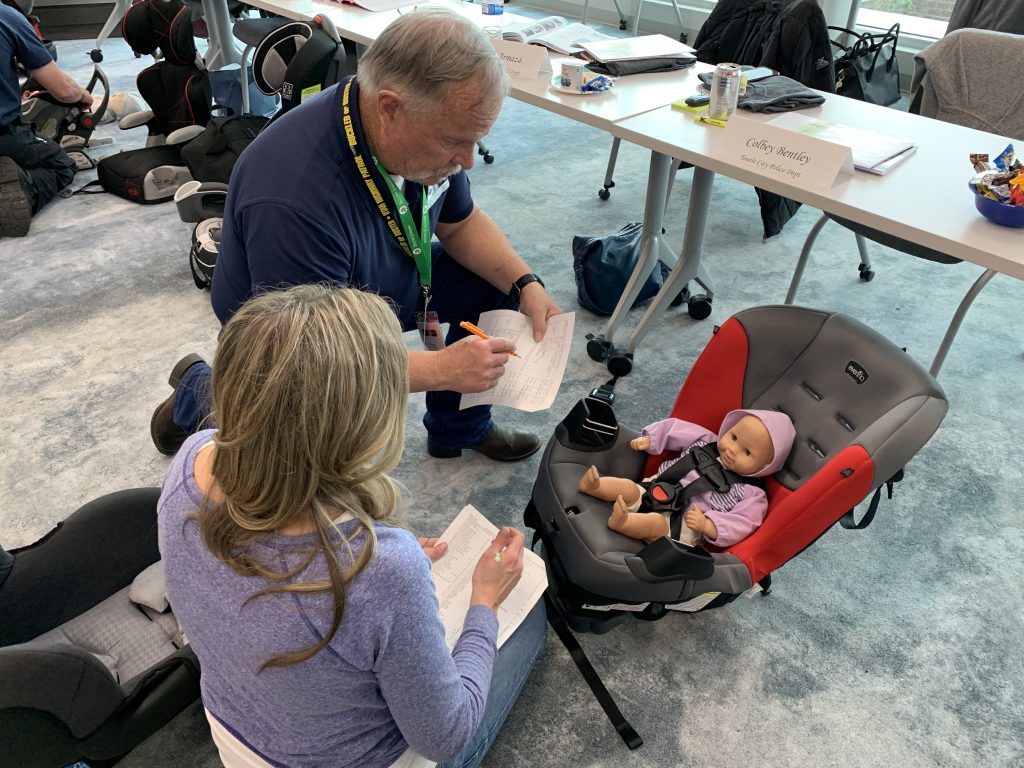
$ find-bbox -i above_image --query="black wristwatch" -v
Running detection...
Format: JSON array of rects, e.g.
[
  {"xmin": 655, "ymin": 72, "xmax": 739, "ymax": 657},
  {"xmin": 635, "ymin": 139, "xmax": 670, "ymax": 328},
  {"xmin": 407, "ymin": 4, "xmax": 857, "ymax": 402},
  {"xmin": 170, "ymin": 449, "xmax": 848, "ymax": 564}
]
[{"xmin": 509, "ymin": 273, "xmax": 544, "ymax": 304}]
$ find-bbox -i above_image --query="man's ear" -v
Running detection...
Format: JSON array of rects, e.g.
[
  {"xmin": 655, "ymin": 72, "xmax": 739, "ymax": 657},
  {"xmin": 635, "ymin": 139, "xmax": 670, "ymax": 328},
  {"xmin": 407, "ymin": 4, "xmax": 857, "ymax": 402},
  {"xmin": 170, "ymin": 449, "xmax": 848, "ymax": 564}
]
[{"xmin": 377, "ymin": 89, "xmax": 403, "ymax": 125}]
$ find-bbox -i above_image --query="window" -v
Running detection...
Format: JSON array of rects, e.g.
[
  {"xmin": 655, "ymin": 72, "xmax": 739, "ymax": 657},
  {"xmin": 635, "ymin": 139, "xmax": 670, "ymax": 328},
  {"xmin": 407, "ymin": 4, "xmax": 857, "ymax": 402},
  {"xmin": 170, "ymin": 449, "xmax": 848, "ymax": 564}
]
[{"xmin": 856, "ymin": 0, "xmax": 955, "ymax": 38}]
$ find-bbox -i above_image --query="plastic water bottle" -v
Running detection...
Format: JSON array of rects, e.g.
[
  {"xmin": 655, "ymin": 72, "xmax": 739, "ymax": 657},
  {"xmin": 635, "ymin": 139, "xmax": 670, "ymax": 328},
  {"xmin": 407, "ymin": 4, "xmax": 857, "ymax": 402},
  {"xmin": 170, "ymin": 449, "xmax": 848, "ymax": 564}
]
[{"xmin": 481, "ymin": 2, "xmax": 504, "ymax": 39}]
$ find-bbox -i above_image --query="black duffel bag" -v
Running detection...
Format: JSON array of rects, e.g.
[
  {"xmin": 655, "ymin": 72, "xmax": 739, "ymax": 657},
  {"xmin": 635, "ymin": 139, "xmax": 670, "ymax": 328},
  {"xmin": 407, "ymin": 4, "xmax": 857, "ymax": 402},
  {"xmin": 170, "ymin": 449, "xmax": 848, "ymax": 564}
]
[
  {"xmin": 181, "ymin": 114, "xmax": 268, "ymax": 184},
  {"xmin": 831, "ymin": 23, "xmax": 901, "ymax": 106}
]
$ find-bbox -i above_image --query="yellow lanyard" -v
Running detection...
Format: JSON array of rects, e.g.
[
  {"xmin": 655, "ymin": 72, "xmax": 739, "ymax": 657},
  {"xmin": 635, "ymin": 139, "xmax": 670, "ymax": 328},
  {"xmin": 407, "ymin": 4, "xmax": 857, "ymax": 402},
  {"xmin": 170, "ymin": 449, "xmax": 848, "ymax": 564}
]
[{"xmin": 341, "ymin": 80, "xmax": 431, "ymax": 290}]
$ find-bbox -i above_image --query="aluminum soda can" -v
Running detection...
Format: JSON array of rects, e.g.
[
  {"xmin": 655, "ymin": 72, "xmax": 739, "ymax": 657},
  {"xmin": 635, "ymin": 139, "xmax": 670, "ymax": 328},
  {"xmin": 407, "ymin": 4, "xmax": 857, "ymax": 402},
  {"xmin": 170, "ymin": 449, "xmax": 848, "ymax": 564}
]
[{"xmin": 708, "ymin": 63, "xmax": 741, "ymax": 121}]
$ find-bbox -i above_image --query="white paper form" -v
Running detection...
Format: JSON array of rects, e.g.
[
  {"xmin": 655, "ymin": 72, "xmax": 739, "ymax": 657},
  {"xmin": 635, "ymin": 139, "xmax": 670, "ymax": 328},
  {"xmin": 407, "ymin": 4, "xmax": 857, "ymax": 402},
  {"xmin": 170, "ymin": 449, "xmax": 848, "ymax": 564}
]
[
  {"xmin": 431, "ymin": 505, "xmax": 548, "ymax": 650},
  {"xmin": 460, "ymin": 310, "xmax": 576, "ymax": 412}
]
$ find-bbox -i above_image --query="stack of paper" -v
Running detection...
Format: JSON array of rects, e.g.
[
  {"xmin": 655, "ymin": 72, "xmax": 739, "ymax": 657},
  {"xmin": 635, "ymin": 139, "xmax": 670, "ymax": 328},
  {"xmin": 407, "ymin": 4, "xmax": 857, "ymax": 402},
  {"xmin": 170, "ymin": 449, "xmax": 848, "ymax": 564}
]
[
  {"xmin": 577, "ymin": 34, "xmax": 695, "ymax": 64},
  {"xmin": 768, "ymin": 113, "xmax": 917, "ymax": 175},
  {"xmin": 431, "ymin": 505, "xmax": 547, "ymax": 650}
]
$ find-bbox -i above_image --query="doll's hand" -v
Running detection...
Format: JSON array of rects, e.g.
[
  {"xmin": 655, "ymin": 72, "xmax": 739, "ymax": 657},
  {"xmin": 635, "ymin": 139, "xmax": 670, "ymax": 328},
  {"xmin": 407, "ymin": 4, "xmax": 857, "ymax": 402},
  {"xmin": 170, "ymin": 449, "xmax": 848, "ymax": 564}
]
[
  {"xmin": 684, "ymin": 506, "xmax": 717, "ymax": 539},
  {"xmin": 418, "ymin": 536, "xmax": 449, "ymax": 562},
  {"xmin": 630, "ymin": 435, "xmax": 651, "ymax": 452}
]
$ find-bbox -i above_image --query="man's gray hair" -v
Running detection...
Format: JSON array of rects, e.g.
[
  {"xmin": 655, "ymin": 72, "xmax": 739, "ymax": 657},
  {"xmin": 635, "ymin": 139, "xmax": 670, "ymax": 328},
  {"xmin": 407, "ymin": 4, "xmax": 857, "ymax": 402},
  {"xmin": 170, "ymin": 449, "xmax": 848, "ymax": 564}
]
[{"xmin": 358, "ymin": 9, "xmax": 510, "ymax": 115}]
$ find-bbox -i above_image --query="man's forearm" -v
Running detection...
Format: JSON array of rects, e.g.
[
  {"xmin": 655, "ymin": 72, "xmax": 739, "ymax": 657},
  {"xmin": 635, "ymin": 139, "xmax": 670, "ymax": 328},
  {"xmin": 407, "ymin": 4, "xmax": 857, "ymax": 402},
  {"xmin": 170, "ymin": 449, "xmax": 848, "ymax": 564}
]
[
  {"xmin": 436, "ymin": 207, "xmax": 532, "ymax": 295},
  {"xmin": 408, "ymin": 349, "xmax": 441, "ymax": 393},
  {"xmin": 30, "ymin": 62, "xmax": 84, "ymax": 105}
]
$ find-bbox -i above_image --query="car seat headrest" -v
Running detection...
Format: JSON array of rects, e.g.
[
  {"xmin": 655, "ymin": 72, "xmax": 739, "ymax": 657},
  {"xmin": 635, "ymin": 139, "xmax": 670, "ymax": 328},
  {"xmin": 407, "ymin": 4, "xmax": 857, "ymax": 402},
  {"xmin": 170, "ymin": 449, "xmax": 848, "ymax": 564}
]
[
  {"xmin": 252, "ymin": 21, "xmax": 335, "ymax": 97},
  {"xmin": 121, "ymin": 0, "xmax": 198, "ymax": 66},
  {"xmin": 734, "ymin": 306, "xmax": 947, "ymax": 491}
]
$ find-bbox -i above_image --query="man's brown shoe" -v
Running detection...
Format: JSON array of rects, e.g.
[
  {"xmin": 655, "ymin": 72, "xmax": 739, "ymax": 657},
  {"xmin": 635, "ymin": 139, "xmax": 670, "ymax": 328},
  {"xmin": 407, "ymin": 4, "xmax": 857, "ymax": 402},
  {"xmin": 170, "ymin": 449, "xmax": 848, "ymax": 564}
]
[
  {"xmin": 150, "ymin": 353, "xmax": 206, "ymax": 455},
  {"xmin": 428, "ymin": 426, "xmax": 542, "ymax": 462}
]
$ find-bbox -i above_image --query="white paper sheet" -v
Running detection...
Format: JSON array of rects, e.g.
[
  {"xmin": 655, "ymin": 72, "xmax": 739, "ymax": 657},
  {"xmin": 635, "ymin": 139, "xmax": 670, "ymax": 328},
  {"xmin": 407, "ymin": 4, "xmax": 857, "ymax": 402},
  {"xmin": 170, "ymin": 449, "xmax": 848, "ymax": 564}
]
[
  {"xmin": 431, "ymin": 505, "xmax": 547, "ymax": 650},
  {"xmin": 460, "ymin": 310, "xmax": 575, "ymax": 412}
]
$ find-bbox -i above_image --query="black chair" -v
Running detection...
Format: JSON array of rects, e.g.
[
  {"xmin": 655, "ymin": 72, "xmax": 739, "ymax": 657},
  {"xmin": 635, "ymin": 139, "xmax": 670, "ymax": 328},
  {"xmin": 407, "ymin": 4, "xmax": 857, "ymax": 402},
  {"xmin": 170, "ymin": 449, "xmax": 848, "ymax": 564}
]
[{"xmin": 784, "ymin": 28, "xmax": 1024, "ymax": 377}]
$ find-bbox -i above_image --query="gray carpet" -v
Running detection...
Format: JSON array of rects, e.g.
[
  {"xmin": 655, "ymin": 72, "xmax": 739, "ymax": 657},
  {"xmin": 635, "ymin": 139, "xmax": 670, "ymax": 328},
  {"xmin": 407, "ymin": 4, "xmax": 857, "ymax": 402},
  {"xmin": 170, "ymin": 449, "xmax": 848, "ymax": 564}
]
[{"xmin": 3, "ymin": 22, "xmax": 1023, "ymax": 768}]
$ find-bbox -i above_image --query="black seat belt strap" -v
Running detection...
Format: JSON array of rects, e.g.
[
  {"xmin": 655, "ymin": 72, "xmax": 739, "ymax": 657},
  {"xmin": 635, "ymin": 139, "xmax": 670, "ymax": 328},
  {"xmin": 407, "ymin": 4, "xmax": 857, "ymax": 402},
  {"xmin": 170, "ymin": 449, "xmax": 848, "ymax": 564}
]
[
  {"xmin": 840, "ymin": 469, "xmax": 904, "ymax": 530},
  {"xmin": 543, "ymin": 592, "xmax": 643, "ymax": 750}
]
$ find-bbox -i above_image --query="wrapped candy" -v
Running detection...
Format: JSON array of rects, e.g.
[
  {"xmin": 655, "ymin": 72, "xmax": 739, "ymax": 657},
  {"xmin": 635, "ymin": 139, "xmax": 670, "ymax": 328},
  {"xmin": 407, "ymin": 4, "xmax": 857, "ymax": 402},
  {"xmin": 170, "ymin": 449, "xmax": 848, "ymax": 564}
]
[
  {"xmin": 581, "ymin": 73, "xmax": 614, "ymax": 93},
  {"xmin": 969, "ymin": 145, "xmax": 1024, "ymax": 207}
]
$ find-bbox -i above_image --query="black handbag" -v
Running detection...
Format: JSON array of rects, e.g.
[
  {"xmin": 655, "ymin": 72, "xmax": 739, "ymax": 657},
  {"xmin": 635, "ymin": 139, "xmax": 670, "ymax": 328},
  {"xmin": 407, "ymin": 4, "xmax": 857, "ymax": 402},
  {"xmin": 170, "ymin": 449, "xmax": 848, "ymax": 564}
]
[{"xmin": 830, "ymin": 23, "xmax": 901, "ymax": 107}]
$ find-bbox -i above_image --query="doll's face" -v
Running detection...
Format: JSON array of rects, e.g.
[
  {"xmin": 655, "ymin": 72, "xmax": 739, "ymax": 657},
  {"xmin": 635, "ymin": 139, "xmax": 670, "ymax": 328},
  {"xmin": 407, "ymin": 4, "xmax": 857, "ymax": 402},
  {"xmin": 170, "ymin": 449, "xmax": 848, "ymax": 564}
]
[{"xmin": 717, "ymin": 416, "xmax": 773, "ymax": 476}]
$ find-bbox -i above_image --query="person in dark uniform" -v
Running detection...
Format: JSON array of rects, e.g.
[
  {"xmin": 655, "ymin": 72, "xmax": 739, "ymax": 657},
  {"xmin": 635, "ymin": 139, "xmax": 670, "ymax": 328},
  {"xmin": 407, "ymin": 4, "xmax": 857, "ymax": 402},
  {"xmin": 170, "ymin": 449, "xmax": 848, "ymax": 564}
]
[{"xmin": 0, "ymin": 0, "xmax": 90, "ymax": 238}]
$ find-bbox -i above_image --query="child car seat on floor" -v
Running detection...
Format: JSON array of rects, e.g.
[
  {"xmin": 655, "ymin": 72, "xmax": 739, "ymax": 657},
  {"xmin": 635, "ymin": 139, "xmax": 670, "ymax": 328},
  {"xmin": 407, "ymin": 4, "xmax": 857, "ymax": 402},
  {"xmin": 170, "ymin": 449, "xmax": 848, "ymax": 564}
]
[
  {"xmin": 94, "ymin": 0, "xmax": 213, "ymax": 203},
  {"xmin": 524, "ymin": 304, "xmax": 948, "ymax": 747},
  {"xmin": 250, "ymin": 13, "xmax": 354, "ymax": 124},
  {"xmin": 0, "ymin": 488, "xmax": 200, "ymax": 768},
  {"xmin": 117, "ymin": 0, "xmax": 212, "ymax": 146},
  {"xmin": 20, "ymin": 65, "xmax": 111, "ymax": 170}
]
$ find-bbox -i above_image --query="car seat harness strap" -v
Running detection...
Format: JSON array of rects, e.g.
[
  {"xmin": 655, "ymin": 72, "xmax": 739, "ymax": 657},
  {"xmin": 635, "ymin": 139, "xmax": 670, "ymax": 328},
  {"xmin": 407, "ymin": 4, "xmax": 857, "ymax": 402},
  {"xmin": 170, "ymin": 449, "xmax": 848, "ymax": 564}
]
[{"xmin": 636, "ymin": 444, "xmax": 759, "ymax": 539}]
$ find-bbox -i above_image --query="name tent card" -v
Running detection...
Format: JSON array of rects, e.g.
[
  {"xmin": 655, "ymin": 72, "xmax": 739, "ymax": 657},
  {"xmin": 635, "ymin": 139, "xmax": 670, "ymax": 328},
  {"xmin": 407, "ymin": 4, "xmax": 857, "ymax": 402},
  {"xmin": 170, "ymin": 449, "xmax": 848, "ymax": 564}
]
[
  {"xmin": 491, "ymin": 39, "xmax": 552, "ymax": 81},
  {"xmin": 720, "ymin": 115, "xmax": 854, "ymax": 190}
]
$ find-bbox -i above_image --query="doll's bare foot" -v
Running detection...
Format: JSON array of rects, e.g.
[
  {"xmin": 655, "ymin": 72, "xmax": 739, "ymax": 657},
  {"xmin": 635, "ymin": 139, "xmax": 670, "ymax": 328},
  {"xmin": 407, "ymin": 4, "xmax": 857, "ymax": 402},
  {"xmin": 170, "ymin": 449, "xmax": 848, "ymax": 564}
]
[
  {"xmin": 607, "ymin": 495, "xmax": 629, "ymax": 531},
  {"xmin": 579, "ymin": 465, "xmax": 601, "ymax": 495}
]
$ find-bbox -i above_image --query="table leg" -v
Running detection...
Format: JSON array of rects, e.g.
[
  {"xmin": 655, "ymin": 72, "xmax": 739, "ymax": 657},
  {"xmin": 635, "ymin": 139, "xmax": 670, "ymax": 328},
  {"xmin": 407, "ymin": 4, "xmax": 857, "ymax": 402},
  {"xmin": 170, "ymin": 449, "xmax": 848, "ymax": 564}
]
[
  {"xmin": 201, "ymin": 0, "xmax": 243, "ymax": 71},
  {"xmin": 626, "ymin": 166, "xmax": 715, "ymax": 355},
  {"xmin": 600, "ymin": 151, "xmax": 678, "ymax": 347}
]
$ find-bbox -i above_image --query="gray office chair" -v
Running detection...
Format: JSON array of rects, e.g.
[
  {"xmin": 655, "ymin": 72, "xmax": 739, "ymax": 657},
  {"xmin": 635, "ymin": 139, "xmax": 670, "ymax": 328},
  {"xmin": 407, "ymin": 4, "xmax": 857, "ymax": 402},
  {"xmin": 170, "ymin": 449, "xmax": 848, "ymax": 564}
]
[{"xmin": 785, "ymin": 28, "xmax": 1024, "ymax": 377}]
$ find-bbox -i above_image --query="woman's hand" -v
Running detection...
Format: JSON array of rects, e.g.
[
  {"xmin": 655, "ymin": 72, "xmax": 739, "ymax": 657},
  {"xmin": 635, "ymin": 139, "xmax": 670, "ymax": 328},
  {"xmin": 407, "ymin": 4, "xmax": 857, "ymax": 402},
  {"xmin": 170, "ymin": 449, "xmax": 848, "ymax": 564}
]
[
  {"xmin": 469, "ymin": 527, "xmax": 525, "ymax": 612},
  {"xmin": 418, "ymin": 536, "xmax": 449, "ymax": 562}
]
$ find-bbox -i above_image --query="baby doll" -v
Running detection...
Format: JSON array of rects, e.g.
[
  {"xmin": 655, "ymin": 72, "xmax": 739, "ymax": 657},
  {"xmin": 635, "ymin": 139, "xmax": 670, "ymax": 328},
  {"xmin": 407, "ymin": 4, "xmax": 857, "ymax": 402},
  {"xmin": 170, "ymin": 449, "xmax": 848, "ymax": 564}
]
[{"xmin": 578, "ymin": 409, "xmax": 796, "ymax": 548}]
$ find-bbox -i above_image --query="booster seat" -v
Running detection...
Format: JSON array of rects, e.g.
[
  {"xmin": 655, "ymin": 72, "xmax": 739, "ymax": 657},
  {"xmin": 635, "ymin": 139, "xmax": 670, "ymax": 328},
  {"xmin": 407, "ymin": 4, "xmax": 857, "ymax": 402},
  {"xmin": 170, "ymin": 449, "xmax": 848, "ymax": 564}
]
[
  {"xmin": 94, "ymin": 0, "xmax": 213, "ymax": 203},
  {"xmin": 525, "ymin": 305, "xmax": 948, "ymax": 746},
  {"xmin": 0, "ymin": 488, "xmax": 200, "ymax": 768}
]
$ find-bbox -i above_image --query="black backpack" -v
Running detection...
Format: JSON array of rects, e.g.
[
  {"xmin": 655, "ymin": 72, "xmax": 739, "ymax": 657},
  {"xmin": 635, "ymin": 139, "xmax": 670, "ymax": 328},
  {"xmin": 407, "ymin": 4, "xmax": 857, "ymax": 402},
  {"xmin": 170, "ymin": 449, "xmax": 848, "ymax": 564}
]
[{"xmin": 180, "ymin": 114, "xmax": 268, "ymax": 184}]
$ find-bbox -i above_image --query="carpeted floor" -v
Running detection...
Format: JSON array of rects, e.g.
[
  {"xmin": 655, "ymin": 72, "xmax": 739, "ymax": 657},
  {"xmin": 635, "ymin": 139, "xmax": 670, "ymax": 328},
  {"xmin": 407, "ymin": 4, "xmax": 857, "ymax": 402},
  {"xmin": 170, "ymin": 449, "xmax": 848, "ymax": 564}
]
[{"xmin": 2, "ymin": 12, "xmax": 1023, "ymax": 768}]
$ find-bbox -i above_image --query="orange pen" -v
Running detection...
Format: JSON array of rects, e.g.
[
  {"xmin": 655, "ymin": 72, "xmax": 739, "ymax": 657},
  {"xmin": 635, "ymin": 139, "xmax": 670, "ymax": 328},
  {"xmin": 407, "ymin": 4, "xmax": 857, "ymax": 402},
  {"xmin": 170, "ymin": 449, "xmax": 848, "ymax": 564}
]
[{"xmin": 459, "ymin": 321, "xmax": 520, "ymax": 357}]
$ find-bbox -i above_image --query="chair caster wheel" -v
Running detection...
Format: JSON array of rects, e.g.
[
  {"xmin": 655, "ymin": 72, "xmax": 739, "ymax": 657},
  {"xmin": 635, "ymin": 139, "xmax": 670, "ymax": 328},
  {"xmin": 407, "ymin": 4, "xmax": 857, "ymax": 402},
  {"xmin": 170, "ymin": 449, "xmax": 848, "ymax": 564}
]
[
  {"xmin": 858, "ymin": 266, "xmax": 875, "ymax": 282},
  {"xmin": 482, "ymin": 153, "xmax": 494, "ymax": 164},
  {"xmin": 598, "ymin": 187, "xmax": 610, "ymax": 201},
  {"xmin": 687, "ymin": 294, "xmax": 712, "ymax": 320},
  {"xmin": 670, "ymin": 291, "xmax": 685, "ymax": 308},
  {"xmin": 586, "ymin": 334, "xmax": 611, "ymax": 362},
  {"xmin": 608, "ymin": 352, "xmax": 633, "ymax": 377},
  {"xmin": 619, "ymin": 19, "xmax": 627, "ymax": 30},
  {"xmin": 90, "ymin": 49, "xmax": 103, "ymax": 63}
]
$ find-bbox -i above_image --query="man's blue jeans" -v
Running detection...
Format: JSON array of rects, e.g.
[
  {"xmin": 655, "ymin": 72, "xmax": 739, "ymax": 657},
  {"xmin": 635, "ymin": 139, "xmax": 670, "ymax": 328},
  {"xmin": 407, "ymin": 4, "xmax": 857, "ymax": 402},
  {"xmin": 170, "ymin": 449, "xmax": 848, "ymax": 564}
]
[
  {"xmin": 438, "ymin": 599, "xmax": 547, "ymax": 768},
  {"xmin": 172, "ymin": 246, "xmax": 517, "ymax": 450}
]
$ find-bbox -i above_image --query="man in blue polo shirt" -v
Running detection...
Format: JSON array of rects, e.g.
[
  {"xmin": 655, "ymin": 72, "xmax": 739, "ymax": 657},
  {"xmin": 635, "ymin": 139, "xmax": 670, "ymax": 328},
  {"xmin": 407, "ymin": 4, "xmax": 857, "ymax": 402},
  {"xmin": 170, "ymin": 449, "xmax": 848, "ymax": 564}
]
[
  {"xmin": 0, "ymin": 1, "xmax": 87, "ymax": 237},
  {"xmin": 151, "ymin": 9, "xmax": 561, "ymax": 462}
]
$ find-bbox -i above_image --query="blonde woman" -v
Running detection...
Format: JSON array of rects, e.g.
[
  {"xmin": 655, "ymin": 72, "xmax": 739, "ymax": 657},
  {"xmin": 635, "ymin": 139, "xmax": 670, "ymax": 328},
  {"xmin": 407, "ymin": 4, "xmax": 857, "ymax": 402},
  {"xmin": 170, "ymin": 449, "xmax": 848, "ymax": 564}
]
[{"xmin": 158, "ymin": 285, "xmax": 546, "ymax": 768}]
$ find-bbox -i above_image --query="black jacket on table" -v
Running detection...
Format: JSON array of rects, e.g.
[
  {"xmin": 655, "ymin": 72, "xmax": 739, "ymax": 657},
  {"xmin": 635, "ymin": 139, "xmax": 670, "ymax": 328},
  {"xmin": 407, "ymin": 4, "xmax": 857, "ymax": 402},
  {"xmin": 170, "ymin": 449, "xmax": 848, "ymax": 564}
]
[{"xmin": 694, "ymin": 0, "xmax": 834, "ymax": 238}]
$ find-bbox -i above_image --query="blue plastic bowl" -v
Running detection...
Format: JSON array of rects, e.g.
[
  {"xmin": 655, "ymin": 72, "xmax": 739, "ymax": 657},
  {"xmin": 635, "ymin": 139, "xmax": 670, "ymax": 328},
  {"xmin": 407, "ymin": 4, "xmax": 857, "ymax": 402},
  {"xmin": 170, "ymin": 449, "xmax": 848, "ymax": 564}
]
[{"xmin": 969, "ymin": 184, "xmax": 1024, "ymax": 227}]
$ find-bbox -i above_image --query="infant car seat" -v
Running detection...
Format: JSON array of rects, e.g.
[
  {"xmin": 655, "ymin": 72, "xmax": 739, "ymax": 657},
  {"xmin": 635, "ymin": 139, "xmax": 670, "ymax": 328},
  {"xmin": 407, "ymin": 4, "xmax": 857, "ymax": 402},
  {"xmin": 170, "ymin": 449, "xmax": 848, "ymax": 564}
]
[
  {"xmin": 525, "ymin": 305, "xmax": 948, "ymax": 746},
  {"xmin": 20, "ymin": 64, "xmax": 110, "ymax": 169},
  {"xmin": 0, "ymin": 488, "xmax": 200, "ymax": 768}
]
